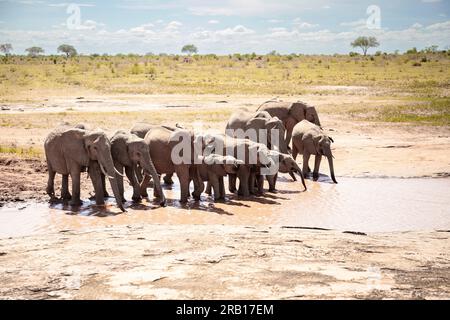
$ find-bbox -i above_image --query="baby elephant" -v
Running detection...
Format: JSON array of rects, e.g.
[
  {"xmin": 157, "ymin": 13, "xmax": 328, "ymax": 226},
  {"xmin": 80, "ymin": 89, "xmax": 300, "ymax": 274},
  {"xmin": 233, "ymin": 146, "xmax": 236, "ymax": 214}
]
[
  {"xmin": 193, "ymin": 154, "xmax": 244, "ymax": 201},
  {"xmin": 292, "ymin": 120, "xmax": 337, "ymax": 183}
]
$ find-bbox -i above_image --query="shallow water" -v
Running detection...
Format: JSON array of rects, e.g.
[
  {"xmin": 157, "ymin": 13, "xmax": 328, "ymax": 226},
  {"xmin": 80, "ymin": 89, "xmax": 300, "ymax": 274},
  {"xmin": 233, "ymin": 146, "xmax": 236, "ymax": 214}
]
[{"xmin": 1, "ymin": 176, "xmax": 449, "ymax": 238}]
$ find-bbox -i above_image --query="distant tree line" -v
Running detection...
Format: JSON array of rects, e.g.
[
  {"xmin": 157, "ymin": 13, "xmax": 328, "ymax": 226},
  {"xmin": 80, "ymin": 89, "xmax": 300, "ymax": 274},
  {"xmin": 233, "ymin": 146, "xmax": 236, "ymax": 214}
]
[{"xmin": 0, "ymin": 40, "xmax": 448, "ymax": 58}]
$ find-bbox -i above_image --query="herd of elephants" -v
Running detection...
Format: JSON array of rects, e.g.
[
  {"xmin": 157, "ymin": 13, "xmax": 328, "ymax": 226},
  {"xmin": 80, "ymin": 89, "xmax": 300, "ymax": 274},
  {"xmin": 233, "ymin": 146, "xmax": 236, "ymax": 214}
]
[{"xmin": 44, "ymin": 100, "xmax": 337, "ymax": 212}]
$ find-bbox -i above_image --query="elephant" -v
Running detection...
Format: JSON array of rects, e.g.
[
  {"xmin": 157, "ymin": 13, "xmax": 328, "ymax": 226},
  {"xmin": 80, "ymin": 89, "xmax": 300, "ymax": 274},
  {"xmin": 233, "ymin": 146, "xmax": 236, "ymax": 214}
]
[
  {"xmin": 130, "ymin": 122, "xmax": 180, "ymax": 184},
  {"xmin": 292, "ymin": 120, "xmax": 337, "ymax": 184},
  {"xmin": 262, "ymin": 150, "xmax": 307, "ymax": 192},
  {"xmin": 225, "ymin": 108, "xmax": 289, "ymax": 154},
  {"xmin": 104, "ymin": 130, "xmax": 165, "ymax": 206},
  {"xmin": 44, "ymin": 125, "xmax": 125, "ymax": 212},
  {"xmin": 140, "ymin": 127, "xmax": 203, "ymax": 203},
  {"xmin": 205, "ymin": 134, "xmax": 275, "ymax": 197},
  {"xmin": 256, "ymin": 100, "xmax": 321, "ymax": 149},
  {"xmin": 192, "ymin": 154, "xmax": 244, "ymax": 201}
]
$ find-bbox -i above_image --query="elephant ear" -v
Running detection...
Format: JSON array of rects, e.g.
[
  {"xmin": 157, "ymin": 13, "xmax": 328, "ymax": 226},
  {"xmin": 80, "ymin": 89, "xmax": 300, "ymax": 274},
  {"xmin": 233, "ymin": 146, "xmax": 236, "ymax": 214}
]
[
  {"xmin": 60, "ymin": 128, "xmax": 91, "ymax": 163},
  {"xmin": 313, "ymin": 136, "xmax": 323, "ymax": 155},
  {"xmin": 289, "ymin": 102, "xmax": 308, "ymax": 122}
]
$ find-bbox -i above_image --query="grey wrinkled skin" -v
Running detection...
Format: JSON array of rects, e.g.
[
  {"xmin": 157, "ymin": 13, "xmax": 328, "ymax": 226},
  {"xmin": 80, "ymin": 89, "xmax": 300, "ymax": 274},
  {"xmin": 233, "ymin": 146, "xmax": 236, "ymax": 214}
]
[
  {"xmin": 257, "ymin": 100, "xmax": 321, "ymax": 149},
  {"xmin": 292, "ymin": 120, "xmax": 337, "ymax": 184},
  {"xmin": 106, "ymin": 130, "xmax": 165, "ymax": 206},
  {"xmin": 44, "ymin": 125, "xmax": 125, "ymax": 212}
]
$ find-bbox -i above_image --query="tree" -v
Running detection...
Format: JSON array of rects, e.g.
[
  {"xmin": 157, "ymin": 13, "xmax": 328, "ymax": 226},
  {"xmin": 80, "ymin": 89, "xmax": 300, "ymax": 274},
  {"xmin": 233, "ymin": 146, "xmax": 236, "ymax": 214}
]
[
  {"xmin": 0, "ymin": 43, "xmax": 13, "ymax": 56},
  {"xmin": 181, "ymin": 44, "xmax": 198, "ymax": 55},
  {"xmin": 57, "ymin": 44, "xmax": 77, "ymax": 58},
  {"xmin": 25, "ymin": 46, "xmax": 44, "ymax": 57},
  {"xmin": 351, "ymin": 36, "xmax": 379, "ymax": 56}
]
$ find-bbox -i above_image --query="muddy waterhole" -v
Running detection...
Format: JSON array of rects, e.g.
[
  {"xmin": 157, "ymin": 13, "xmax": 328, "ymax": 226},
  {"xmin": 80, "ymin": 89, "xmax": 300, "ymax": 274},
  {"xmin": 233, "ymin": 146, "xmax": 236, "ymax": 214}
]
[{"xmin": 0, "ymin": 176, "xmax": 449, "ymax": 238}]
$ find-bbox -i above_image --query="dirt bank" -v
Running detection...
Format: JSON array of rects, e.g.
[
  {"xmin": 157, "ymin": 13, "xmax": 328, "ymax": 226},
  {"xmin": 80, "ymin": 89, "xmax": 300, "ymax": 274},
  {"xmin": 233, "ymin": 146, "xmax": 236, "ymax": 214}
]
[{"xmin": 0, "ymin": 224, "xmax": 448, "ymax": 299}]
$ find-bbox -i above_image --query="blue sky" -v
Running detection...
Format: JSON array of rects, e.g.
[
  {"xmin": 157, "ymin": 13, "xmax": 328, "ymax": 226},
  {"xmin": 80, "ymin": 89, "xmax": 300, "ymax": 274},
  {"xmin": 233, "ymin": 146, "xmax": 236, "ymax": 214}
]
[{"xmin": 0, "ymin": 0, "xmax": 449, "ymax": 54}]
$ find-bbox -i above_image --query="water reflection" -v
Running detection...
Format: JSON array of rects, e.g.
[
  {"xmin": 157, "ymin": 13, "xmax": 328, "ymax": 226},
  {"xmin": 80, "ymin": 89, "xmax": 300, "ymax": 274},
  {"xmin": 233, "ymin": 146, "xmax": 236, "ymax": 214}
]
[{"xmin": 0, "ymin": 176, "xmax": 449, "ymax": 238}]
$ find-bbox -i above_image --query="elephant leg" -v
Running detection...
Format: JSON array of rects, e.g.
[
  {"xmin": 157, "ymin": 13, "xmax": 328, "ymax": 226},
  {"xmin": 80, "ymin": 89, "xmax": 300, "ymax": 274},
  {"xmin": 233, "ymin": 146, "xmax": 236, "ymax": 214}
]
[
  {"xmin": 237, "ymin": 168, "xmax": 250, "ymax": 197},
  {"xmin": 140, "ymin": 174, "xmax": 150, "ymax": 198},
  {"xmin": 248, "ymin": 171, "xmax": 257, "ymax": 195},
  {"xmin": 61, "ymin": 174, "xmax": 72, "ymax": 200},
  {"xmin": 46, "ymin": 166, "xmax": 56, "ymax": 200},
  {"xmin": 69, "ymin": 167, "xmax": 82, "ymax": 207},
  {"xmin": 163, "ymin": 173, "xmax": 174, "ymax": 185},
  {"xmin": 176, "ymin": 166, "xmax": 190, "ymax": 203},
  {"xmin": 100, "ymin": 173, "xmax": 110, "ymax": 198},
  {"xmin": 313, "ymin": 155, "xmax": 322, "ymax": 181},
  {"xmin": 256, "ymin": 174, "xmax": 264, "ymax": 195},
  {"xmin": 125, "ymin": 166, "xmax": 141, "ymax": 202},
  {"xmin": 218, "ymin": 176, "xmax": 225, "ymax": 199},
  {"xmin": 89, "ymin": 162, "xmax": 105, "ymax": 206},
  {"xmin": 205, "ymin": 181, "xmax": 212, "ymax": 195},
  {"xmin": 228, "ymin": 173, "xmax": 237, "ymax": 193},
  {"xmin": 267, "ymin": 173, "xmax": 278, "ymax": 192},
  {"xmin": 303, "ymin": 153, "xmax": 311, "ymax": 176},
  {"xmin": 208, "ymin": 172, "xmax": 220, "ymax": 201},
  {"xmin": 191, "ymin": 169, "xmax": 204, "ymax": 201},
  {"xmin": 292, "ymin": 144, "xmax": 298, "ymax": 161}
]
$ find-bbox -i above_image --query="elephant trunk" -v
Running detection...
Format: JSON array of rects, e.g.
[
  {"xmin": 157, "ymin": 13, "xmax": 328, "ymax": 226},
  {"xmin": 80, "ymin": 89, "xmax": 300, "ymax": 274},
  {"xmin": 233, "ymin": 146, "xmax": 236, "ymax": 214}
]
[
  {"xmin": 99, "ymin": 153, "xmax": 126, "ymax": 212},
  {"xmin": 293, "ymin": 161, "xmax": 307, "ymax": 191},
  {"xmin": 327, "ymin": 155, "xmax": 337, "ymax": 184},
  {"xmin": 141, "ymin": 152, "xmax": 166, "ymax": 206}
]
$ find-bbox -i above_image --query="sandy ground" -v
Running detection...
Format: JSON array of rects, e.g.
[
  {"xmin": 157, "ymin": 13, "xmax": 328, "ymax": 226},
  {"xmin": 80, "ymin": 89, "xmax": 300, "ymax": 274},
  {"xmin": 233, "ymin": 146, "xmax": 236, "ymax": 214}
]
[
  {"xmin": 0, "ymin": 225, "xmax": 449, "ymax": 299},
  {"xmin": 1, "ymin": 93, "xmax": 449, "ymax": 299}
]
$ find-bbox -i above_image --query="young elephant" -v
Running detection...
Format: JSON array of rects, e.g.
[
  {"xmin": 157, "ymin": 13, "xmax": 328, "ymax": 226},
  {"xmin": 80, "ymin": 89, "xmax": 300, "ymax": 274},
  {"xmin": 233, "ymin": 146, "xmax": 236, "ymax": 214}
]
[
  {"xmin": 44, "ymin": 125, "xmax": 125, "ymax": 211},
  {"xmin": 258, "ymin": 150, "xmax": 307, "ymax": 193},
  {"xmin": 106, "ymin": 130, "xmax": 165, "ymax": 206},
  {"xmin": 205, "ymin": 134, "xmax": 275, "ymax": 197},
  {"xmin": 193, "ymin": 154, "xmax": 244, "ymax": 201},
  {"xmin": 292, "ymin": 120, "xmax": 337, "ymax": 183}
]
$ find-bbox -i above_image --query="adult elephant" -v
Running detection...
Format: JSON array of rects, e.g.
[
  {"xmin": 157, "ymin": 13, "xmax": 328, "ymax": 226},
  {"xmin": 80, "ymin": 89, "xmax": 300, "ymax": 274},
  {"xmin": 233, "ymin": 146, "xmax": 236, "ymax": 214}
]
[
  {"xmin": 130, "ymin": 122, "xmax": 180, "ymax": 184},
  {"xmin": 140, "ymin": 127, "xmax": 203, "ymax": 203},
  {"xmin": 226, "ymin": 108, "xmax": 289, "ymax": 154},
  {"xmin": 44, "ymin": 126, "xmax": 125, "ymax": 211},
  {"xmin": 257, "ymin": 100, "xmax": 321, "ymax": 149},
  {"xmin": 292, "ymin": 120, "xmax": 337, "ymax": 184},
  {"xmin": 105, "ymin": 130, "xmax": 165, "ymax": 205}
]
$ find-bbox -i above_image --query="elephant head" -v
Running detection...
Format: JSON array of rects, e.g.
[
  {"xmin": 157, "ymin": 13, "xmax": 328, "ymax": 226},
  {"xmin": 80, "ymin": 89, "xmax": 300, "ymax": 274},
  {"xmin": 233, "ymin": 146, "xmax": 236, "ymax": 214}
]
[
  {"xmin": 127, "ymin": 139, "xmax": 155, "ymax": 176},
  {"xmin": 268, "ymin": 151, "xmax": 307, "ymax": 191},
  {"xmin": 313, "ymin": 135, "xmax": 337, "ymax": 184},
  {"xmin": 83, "ymin": 130, "xmax": 125, "ymax": 211},
  {"xmin": 246, "ymin": 116, "xmax": 289, "ymax": 154},
  {"xmin": 204, "ymin": 154, "xmax": 244, "ymax": 175}
]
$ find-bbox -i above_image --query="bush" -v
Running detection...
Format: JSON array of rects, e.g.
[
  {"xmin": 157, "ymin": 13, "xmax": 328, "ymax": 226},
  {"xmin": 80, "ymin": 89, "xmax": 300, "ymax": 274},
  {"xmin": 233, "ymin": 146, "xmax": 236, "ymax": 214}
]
[
  {"xmin": 412, "ymin": 62, "xmax": 422, "ymax": 67},
  {"xmin": 349, "ymin": 52, "xmax": 359, "ymax": 57}
]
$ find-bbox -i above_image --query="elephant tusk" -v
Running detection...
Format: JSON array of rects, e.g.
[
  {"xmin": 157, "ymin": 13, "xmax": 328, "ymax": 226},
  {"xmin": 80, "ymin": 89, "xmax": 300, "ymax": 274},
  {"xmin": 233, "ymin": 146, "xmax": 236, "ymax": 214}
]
[
  {"xmin": 114, "ymin": 167, "xmax": 126, "ymax": 177},
  {"xmin": 99, "ymin": 162, "xmax": 115, "ymax": 180}
]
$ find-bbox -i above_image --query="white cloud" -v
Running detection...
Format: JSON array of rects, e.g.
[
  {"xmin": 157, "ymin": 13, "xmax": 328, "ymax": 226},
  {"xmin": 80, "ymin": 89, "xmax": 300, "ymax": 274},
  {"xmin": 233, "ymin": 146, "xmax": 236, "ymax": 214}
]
[
  {"xmin": 165, "ymin": 21, "xmax": 182, "ymax": 31},
  {"xmin": 268, "ymin": 19, "xmax": 283, "ymax": 24},
  {"xmin": 208, "ymin": 20, "xmax": 220, "ymax": 24},
  {"xmin": 292, "ymin": 18, "xmax": 319, "ymax": 29},
  {"xmin": 411, "ymin": 23, "xmax": 423, "ymax": 29},
  {"xmin": 48, "ymin": 2, "xmax": 95, "ymax": 7},
  {"xmin": 421, "ymin": 0, "xmax": 441, "ymax": 3},
  {"xmin": 189, "ymin": 6, "xmax": 234, "ymax": 16},
  {"xmin": 340, "ymin": 19, "xmax": 366, "ymax": 28}
]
